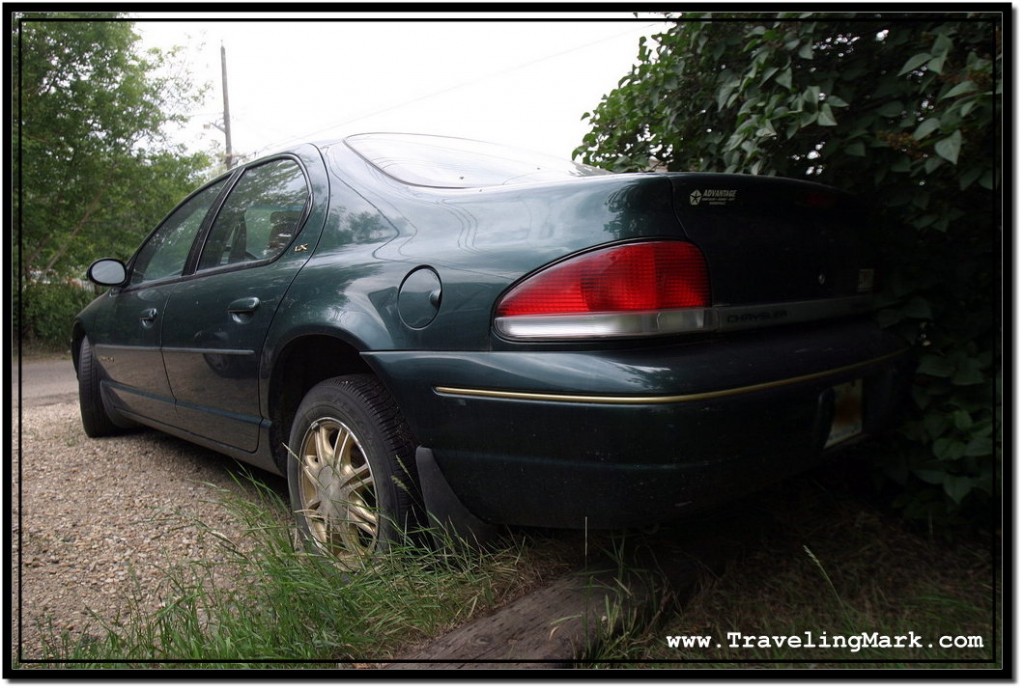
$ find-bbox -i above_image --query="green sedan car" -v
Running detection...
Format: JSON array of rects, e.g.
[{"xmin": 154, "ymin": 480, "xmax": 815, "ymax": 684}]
[{"xmin": 74, "ymin": 133, "xmax": 911, "ymax": 563}]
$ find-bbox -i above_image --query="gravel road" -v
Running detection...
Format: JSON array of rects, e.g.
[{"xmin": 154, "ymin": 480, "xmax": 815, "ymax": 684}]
[{"xmin": 12, "ymin": 358, "xmax": 290, "ymax": 662}]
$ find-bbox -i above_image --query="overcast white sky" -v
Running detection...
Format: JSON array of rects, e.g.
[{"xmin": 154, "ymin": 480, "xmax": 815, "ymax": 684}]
[{"xmin": 133, "ymin": 13, "xmax": 670, "ymax": 166}]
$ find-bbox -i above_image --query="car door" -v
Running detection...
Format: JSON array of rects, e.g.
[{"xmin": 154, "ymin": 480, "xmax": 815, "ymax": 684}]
[
  {"xmin": 92, "ymin": 178, "xmax": 229, "ymax": 422},
  {"xmin": 160, "ymin": 153, "xmax": 325, "ymax": 452}
]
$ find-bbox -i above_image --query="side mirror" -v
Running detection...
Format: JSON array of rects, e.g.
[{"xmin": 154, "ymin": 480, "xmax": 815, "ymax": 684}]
[{"xmin": 87, "ymin": 258, "xmax": 127, "ymax": 287}]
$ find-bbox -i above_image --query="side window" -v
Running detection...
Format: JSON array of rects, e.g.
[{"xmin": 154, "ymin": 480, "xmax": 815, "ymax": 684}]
[
  {"xmin": 197, "ymin": 159, "xmax": 309, "ymax": 272},
  {"xmin": 130, "ymin": 180, "xmax": 226, "ymax": 285}
]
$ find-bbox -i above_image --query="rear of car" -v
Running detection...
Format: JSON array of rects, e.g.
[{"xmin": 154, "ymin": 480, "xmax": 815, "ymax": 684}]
[{"xmin": 338, "ymin": 135, "xmax": 912, "ymax": 531}]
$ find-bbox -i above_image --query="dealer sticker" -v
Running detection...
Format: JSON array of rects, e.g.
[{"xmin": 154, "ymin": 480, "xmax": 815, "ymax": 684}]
[{"xmin": 690, "ymin": 188, "xmax": 739, "ymax": 206}]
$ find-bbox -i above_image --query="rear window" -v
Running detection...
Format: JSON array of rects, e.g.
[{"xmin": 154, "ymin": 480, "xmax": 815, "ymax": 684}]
[{"xmin": 342, "ymin": 133, "xmax": 609, "ymax": 188}]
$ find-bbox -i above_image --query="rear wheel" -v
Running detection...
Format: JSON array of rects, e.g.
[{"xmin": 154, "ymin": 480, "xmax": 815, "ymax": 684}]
[
  {"xmin": 77, "ymin": 336, "xmax": 123, "ymax": 438},
  {"xmin": 287, "ymin": 375, "xmax": 418, "ymax": 567}
]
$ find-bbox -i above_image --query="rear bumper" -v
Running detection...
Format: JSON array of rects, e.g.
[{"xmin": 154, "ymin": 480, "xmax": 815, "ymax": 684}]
[{"xmin": 366, "ymin": 319, "xmax": 912, "ymax": 529}]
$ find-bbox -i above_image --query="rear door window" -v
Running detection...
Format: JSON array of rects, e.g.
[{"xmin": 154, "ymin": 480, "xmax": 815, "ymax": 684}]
[{"xmin": 197, "ymin": 158, "xmax": 310, "ymax": 271}]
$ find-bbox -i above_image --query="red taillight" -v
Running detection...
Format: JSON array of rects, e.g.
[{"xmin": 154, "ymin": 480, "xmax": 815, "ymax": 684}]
[
  {"xmin": 497, "ymin": 241, "xmax": 709, "ymax": 317},
  {"xmin": 495, "ymin": 241, "xmax": 711, "ymax": 339}
]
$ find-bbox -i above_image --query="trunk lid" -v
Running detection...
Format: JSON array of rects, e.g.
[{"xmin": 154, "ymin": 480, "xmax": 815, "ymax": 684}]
[{"xmin": 667, "ymin": 173, "xmax": 876, "ymax": 315}]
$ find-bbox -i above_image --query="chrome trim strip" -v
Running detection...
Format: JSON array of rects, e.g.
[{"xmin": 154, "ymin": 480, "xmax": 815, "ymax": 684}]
[
  {"xmin": 96, "ymin": 344, "xmax": 256, "ymax": 357},
  {"xmin": 161, "ymin": 347, "xmax": 256, "ymax": 356},
  {"xmin": 434, "ymin": 350, "xmax": 908, "ymax": 405},
  {"xmin": 494, "ymin": 295, "xmax": 876, "ymax": 340},
  {"xmin": 95, "ymin": 343, "xmax": 160, "ymax": 352},
  {"xmin": 495, "ymin": 308, "xmax": 709, "ymax": 339},
  {"xmin": 713, "ymin": 295, "xmax": 875, "ymax": 332}
]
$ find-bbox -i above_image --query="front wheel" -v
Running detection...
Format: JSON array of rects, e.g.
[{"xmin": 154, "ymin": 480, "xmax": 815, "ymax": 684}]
[
  {"xmin": 77, "ymin": 336, "xmax": 126, "ymax": 438},
  {"xmin": 287, "ymin": 375, "xmax": 419, "ymax": 567}
]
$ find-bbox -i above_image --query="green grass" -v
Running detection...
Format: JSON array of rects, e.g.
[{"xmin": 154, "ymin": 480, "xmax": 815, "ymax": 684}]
[
  {"xmin": 23, "ymin": 476, "xmax": 572, "ymax": 669},
  {"xmin": 578, "ymin": 456, "xmax": 1000, "ymax": 670},
  {"xmin": 17, "ymin": 452, "xmax": 999, "ymax": 672}
]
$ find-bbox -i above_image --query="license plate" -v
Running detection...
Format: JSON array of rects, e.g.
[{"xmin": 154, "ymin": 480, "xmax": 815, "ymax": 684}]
[{"xmin": 826, "ymin": 379, "xmax": 863, "ymax": 448}]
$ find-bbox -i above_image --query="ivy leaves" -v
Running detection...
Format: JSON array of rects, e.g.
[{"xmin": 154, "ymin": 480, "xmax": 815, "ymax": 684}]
[{"xmin": 577, "ymin": 13, "xmax": 1002, "ymax": 528}]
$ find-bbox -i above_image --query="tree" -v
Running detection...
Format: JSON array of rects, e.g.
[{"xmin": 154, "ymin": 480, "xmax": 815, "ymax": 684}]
[
  {"xmin": 13, "ymin": 13, "xmax": 213, "ymax": 279},
  {"xmin": 13, "ymin": 12, "xmax": 213, "ymax": 345},
  {"xmin": 577, "ymin": 12, "xmax": 1002, "ymax": 527}
]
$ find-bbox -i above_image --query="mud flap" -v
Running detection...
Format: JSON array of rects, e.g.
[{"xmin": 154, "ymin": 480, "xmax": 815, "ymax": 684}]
[{"xmin": 416, "ymin": 446, "xmax": 499, "ymax": 550}]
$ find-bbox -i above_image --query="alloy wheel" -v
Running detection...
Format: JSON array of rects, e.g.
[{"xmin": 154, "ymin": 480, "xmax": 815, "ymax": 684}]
[{"xmin": 296, "ymin": 416, "xmax": 379, "ymax": 564}]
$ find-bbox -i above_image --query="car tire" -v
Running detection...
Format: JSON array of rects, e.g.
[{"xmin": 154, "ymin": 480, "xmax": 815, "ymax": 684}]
[
  {"xmin": 287, "ymin": 375, "xmax": 419, "ymax": 567},
  {"xmin": 77, "ymin": 336, "xmax": 124, "ymax": 438}
]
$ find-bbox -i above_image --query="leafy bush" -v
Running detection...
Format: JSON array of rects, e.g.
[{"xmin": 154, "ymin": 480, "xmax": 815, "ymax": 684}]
[
  {"xmin": 576, "ymin": 12, "xmax": 1002, "ymax": 529},
  {"xmin": 19, "ymin": 279, "xmax": 97, "ymax": 351}
]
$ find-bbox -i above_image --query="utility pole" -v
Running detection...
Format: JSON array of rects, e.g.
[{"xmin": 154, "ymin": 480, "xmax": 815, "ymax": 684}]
[{"xmin": 220, "ymin": 43, "xmax": 233, "ymax": 171}]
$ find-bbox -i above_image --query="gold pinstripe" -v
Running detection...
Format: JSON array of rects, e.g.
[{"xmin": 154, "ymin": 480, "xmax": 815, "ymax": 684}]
[{"xmin": 434, "ymin": 350, "xmax": 908, "ymax": 405}]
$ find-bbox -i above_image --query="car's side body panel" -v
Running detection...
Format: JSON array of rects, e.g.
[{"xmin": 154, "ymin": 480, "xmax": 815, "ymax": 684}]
[
  {"xmin": 160, "ymin": 149, "xmax": 331, "ymax": 452},
  {"xmin": 76, "ymin": 146, "xmax": 329, "ymax": 466},
  {"xmin": 90, "ymin": 283, "xmax": 176, "ymax": 422}
]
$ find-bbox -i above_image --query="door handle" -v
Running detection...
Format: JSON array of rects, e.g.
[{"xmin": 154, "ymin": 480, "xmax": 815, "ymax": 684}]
[
  {"xmin": 227, "ymin": 297, "xmax": 260, "ymax": 323},
  {"xmin": 227, "ymin": 297, "xmax": 260, "ymax": 314},
  {"xmin": 140, "ymin": 307, "xmax": 158, "ymax": 326}
]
